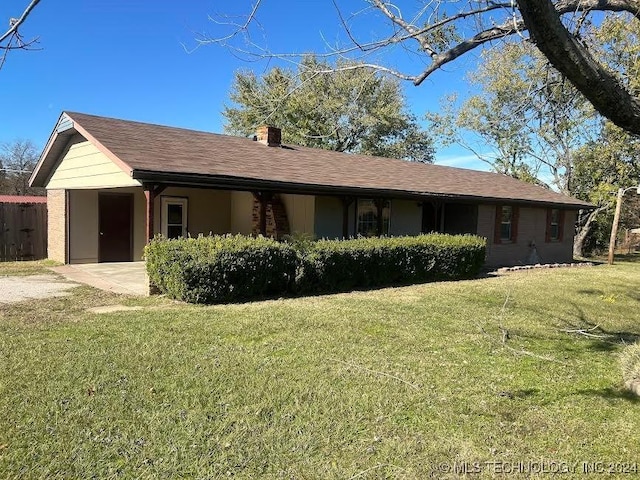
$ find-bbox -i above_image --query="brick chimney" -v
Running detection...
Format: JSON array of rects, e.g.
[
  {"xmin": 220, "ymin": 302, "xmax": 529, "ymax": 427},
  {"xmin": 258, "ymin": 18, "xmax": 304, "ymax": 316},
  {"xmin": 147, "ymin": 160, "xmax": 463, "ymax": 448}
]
[{"xmin": 256, "ymin": 125, "xmax": 282, "ymax": 147}]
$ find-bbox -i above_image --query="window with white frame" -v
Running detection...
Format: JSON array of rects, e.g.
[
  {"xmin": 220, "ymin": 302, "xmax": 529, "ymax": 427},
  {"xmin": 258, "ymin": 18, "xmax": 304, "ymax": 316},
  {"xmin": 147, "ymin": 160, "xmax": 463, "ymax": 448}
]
[
  {"xmin": 161, "ymin": 196, "xmax": 188, "ymax": 239},
  {"xmin": 356, "ymin": 199, "xmax": 390, "ymax": 236}
]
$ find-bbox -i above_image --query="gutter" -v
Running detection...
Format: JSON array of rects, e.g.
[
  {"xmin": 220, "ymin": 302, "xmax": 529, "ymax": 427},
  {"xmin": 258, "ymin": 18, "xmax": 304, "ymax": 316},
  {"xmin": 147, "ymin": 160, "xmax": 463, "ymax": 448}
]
[{"xmin": 132, "ymin": 169, "xmax": 593, "ymax": 210}]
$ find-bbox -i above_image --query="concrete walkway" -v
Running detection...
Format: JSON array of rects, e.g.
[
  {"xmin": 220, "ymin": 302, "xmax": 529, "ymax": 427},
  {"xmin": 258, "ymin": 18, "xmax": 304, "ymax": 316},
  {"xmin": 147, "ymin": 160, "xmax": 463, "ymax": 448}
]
[{"xmin": 50, "ymin": 262, "xmax": 148, "ymax": 296}]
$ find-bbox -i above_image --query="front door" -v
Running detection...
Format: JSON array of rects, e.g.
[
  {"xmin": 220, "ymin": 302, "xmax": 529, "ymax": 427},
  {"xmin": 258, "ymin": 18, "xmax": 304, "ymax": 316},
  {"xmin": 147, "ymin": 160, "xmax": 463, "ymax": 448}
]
[{"xmin": 98, "ymin": 193, "xmax": 133, "ymax": 262}]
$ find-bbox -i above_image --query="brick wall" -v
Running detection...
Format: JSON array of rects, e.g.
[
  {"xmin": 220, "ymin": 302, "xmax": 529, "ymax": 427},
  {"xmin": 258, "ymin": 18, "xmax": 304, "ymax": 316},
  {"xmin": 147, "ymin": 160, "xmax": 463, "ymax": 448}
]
[
  {"xmin": 481, "ymin": 204, "xmax": 575, "ymax": 267},
  {"xmin": 251, "ymin": 194, "xmax": 290, "ymax": 239},
  {"xmin": 47, "ymin": 189, "xmax": 67, "ymax": 263}
]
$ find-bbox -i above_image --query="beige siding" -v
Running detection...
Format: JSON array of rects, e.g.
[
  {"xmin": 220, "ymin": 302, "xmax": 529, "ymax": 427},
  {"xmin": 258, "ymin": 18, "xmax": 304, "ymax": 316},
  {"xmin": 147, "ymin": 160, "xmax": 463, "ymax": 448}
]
[
  {"xmin": 125, "ymin": 187, "xmax": 147, "ymax": 260},
  {"xmin": 313, "ymin": 196, "xmax": 341, "ymax": 239},
  {"xmin": 66, "ymin": 187, "xmax": 146, "ymax": 264},
  {"xmin": 480, "ymin": 204, "xmax": 575, "ymax": 267},
  {"xmin": 132, "ymin": 189, "xmax": 147, "ymax": 260},
  {"xmin": 47, "ymin": 189, "xmax": 66, "ymax": 263},
  {"xmin": 46, "ymin": 135, "xmax": 141, "ymax": 189},
  {"xmin": 68, "ymin": 190, "xmax": 99, "ymax": 263},
  {"xmin": 283, "ymin": 194, "xmax": 315, "ymax": 236},
  {"xmin": 154, "ymin": 187, "xmax": 231, "ymax": 237},
  {"xmin": 230, "ymin": 191, "xmax": 254, "ymax": 234},
  {"xmin": 389, "ymin": 199, "xmax": 422, "ymax": 236}
]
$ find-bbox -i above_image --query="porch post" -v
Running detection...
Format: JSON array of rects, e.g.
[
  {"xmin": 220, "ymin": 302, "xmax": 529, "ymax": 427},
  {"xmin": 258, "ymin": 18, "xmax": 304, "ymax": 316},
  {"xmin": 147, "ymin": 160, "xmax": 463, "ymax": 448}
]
[
  {"xmin": 144, "ymin": 188, "xmax": 155, "ymax": 244},
  {"xmin": 253, "ymin": 192, "xmax": 273, "ymax": 236},
  {"xmin": 143, "ymin": 184, "xmax": 167, "ymax": 243},
  {"xmin": 341, "ymin": 197, "xmax": 354, "ymax": 239}
]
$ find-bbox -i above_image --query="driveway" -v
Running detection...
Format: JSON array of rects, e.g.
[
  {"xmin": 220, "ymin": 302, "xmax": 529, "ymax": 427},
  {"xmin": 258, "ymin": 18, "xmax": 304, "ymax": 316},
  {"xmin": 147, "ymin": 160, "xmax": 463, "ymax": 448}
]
[
  {"xmin": 50, "ymin": 262, "xmax": 148, "ymax": 296},
  {"xmin": 0, "ymin": 275, "xmax": 79, "ymax": 304}
]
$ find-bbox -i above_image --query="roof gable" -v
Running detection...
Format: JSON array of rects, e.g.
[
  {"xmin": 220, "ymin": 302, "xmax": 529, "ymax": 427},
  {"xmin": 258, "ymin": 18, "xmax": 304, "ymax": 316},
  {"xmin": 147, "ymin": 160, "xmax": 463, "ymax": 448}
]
[
  {"xmin": 30, "ymin": 113, "xmax": 135, "ymax": 188},
  {"xmin": 46, "ymin": 135, "xmax": 141, "ymax": 189}
]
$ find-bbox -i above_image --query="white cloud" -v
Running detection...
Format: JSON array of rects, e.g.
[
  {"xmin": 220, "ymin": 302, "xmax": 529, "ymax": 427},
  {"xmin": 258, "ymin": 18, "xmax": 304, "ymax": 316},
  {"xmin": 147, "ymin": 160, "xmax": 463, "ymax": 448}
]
[{"xmin": 435, "ymin": 153, "xmax": 493, "ymax": 172}]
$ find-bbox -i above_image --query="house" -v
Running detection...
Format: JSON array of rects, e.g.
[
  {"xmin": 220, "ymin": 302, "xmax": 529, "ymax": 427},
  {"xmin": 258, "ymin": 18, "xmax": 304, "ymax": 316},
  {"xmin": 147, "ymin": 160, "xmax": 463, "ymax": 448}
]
[
  {"xmin": 0, "ymin": 195, "xmax": 47, "ymax": 261},
  {"xmin": 29, "ymin": 112, "xmax": 591, "ymax": 267}
]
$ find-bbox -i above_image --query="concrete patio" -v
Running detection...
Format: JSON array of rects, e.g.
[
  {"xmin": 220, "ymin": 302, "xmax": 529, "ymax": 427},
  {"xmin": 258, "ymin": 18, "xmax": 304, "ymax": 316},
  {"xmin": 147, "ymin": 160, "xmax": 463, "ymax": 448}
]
[{"xmin": 50, "ymin": 261, "xmax": 148, "ymax": 296}]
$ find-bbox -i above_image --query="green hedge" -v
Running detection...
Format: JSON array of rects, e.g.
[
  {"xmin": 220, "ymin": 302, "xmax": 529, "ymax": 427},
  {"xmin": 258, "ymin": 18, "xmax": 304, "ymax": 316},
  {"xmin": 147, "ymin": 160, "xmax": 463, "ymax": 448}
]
[
  {"xmin": 145, "ymin": 233, "xmax": 486, "ymax": 304},
  {"xmin": 145, "ymin": 235, "xmax": 298, "ymax": 304},
  {"xmin": 299, "ymin": 234, "xmax": 486, "ymax": 293}
]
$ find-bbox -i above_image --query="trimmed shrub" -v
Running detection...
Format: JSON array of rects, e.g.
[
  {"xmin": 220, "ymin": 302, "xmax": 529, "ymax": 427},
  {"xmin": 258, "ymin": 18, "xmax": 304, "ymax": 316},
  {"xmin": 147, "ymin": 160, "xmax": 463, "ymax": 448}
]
[
  {"xmin": 144, "ymin": 234, "xmax": 299, "ymax": 304},
  {"xmin": 620, "ymin": 342, "xmax": 640, "ymax": 395},
  {"xmin": 299, "ymin": 234, "xmax": 486, "ymax": 293},
  {"xmin": 145, "ymin": 233, "xmax": 486, "ymax": 304}
]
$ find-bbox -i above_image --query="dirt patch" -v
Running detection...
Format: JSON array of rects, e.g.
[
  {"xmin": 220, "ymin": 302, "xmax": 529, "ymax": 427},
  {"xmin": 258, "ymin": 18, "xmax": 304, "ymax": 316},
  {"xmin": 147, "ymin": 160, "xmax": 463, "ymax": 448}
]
[
  {"xmin": 87, "ymin": 305, "xmax": 145, "ymax": 314},
  {"xmin": 0, "ymin": 274, "xmax": 79, "ymax": 303}
]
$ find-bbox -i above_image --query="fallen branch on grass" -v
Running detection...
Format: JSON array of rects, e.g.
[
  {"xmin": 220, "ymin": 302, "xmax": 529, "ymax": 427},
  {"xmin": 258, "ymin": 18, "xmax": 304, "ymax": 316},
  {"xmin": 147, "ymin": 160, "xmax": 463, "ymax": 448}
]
[
  {"xmin": 475, "ymin": 285, "xmax": 566, "ymax": 364},
  {"xmin": 560, "ymin": 325, "xmax": 608, "ymax": 339},
  {"xmin": 330, "ymin": 358, "xmax": 420, "ymax": 390}
]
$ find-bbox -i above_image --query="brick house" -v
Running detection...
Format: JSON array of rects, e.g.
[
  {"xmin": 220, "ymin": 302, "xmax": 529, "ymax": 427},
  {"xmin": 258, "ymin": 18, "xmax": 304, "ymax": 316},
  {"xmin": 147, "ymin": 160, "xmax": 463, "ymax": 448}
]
[{"xmin": 30, "ymin": 112, "xmax": 591, "ymax": 267}]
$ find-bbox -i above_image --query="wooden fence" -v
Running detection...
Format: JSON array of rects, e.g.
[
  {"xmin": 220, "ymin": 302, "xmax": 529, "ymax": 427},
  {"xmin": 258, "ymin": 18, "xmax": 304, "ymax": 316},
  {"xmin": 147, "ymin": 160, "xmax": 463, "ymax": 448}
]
[{"xmin": 0, "ymin": 202, "xmax": 47, "ymax": 261}]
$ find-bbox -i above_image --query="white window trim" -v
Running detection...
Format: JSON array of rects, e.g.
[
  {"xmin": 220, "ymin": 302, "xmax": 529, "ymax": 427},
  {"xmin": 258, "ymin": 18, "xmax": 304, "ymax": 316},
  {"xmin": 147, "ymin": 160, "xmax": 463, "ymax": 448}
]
[
  {"xmin": 161, "ymin": 196, "xmax": 188, "ymax": 238},
  {"xmin": 356, "ymin": 199, "xmax": 391, "ymax": 236}
]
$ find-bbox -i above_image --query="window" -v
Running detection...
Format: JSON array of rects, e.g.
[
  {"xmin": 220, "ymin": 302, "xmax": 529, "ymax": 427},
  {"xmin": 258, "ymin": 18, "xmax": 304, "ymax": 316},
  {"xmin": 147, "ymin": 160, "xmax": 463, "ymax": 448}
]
[
  {"xmin": 356, "ymin": 199, "xmax": 390, "ymax": 236},
  {"xmin": 546, "ymin": 208, "xmax": 563, "ymax": 242},
  {"xmin": 501, "ymin": 206, "xmax": 513, "ymax": 241},
  {"xmin": 161, "ymin": 196, "xmax": 188, "ymax": 239},
  {"xmin": 495, "ymin": 205, "xmax": 518, "ymax": 244}
]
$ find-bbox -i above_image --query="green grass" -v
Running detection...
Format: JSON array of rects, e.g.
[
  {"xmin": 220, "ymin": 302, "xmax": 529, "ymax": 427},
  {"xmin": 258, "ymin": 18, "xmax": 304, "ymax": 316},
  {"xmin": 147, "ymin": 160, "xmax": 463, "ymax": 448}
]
[
  {"xmin": 1, "ymin": 261, "xmax": 640, "ymax": 478},
  {"xmin": 0, "ymin": 259, "xmax": 61, "ymax": 276}
]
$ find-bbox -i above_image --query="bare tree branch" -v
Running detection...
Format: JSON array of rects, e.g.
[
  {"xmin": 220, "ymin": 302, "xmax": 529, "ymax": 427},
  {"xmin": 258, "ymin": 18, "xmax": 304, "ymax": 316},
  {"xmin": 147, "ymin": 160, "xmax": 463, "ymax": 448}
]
[
  {"xmin": 517, "ymin": 0, "xmax": 640, "ymax": 134},
  {"xmin": 201, "ymin": 0, "xmax": 640, "ymax": 134},
  {"xmin": 1, "ymin": 0, "xmax": 42, "ymax": 70},
  {"xmin": 0, "ymin": 0, "xmax": 41, "ymax": 45}
]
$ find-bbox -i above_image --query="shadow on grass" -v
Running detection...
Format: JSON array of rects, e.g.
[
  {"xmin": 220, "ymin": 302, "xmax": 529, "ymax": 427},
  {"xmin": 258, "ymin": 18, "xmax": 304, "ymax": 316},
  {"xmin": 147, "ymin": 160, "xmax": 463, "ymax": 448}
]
[
  {"xmin": 576, "ymin": 387, "xmax": 639, "ymax": 403},
  {"xmin": 560, "ymin": 303, "xmax": 640, "ymax": 351},
  {"xmin": 512, "ymin": 388, "xmax": 539, "ymax": 398},
  {"xmin": 576, "ymin": 289, "xmax": 605, "ymax": 296},
  {"xmin": 611, "ymin": 253, "xmax": 640, "ymax": 263},
  {"xmin": 589, "ymin": 253, "xmax": 640, "ymax": 264}
]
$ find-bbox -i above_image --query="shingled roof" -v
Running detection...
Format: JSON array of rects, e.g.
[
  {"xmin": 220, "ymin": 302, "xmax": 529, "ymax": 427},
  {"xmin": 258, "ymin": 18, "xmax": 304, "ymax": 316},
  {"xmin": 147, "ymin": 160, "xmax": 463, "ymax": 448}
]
[{"xmin": 31, "ymin": 112, "xmax": 591, "ymax": 208}]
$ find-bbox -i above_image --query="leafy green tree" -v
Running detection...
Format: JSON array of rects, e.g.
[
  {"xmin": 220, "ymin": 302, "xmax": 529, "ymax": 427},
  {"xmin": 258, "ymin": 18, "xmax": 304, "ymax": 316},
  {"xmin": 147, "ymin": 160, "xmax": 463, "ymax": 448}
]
[
  {"xmin": 427, "ymin": 17, "xmax": 640, "ymax": 257},
  {"xmin": 428, "ymin": 41, "xmax": 596, "ymax": 191},
  {"xmin": 204, "ymin": 0, "xmax": 640, "ymax": 135},
  {"xmin": 223, "ymin": 57, "xmax": 435, "ymax": 163},
  {"xmin": 571, "ymin": 122, "xmax": 640, "ymax": 255}
]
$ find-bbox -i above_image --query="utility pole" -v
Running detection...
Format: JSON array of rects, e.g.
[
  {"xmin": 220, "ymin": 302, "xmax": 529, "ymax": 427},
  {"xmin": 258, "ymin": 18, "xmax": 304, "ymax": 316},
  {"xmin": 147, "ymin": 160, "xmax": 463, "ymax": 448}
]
[{"xmin": 608, "ymin": 188, "xmax": 624, "ymax": 265}]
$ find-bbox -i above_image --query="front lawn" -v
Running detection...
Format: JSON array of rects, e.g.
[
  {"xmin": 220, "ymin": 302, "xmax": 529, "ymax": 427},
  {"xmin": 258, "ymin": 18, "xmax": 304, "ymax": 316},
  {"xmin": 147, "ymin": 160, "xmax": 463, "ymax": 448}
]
[{"xmin": 1, "ymin": 260, "xmax": 639, "ymax": 478}]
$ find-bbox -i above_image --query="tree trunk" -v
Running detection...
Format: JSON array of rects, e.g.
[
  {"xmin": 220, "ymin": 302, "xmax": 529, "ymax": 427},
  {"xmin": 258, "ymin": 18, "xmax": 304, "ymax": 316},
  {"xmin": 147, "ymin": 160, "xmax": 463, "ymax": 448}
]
[
  {"xmin": 573, "ymin": 206, "xmax": 607, "ymax": 257},
  {"xmin": 517, "ymin": 0, "xmax": 640, "ymax": 135}
]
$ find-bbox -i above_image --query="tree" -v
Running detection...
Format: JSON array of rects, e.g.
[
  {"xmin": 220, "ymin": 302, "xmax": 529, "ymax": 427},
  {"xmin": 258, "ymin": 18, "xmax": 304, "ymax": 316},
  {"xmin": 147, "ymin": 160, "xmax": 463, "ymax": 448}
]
[
  {"xmin": 224, "ymin": 57, "xmax": 435, "ymax": 162},
  {"xmin": 201, "ymin": 0, "xmax": 640, "ymax": 136},
  {"xmin": 1, "ymin": 0, "xmax": 41, "ymax": 70},
  {"xmin": 0, "ymin": 140, "xmax": 44, "ymax": 195},
  {"xmin": 571, "ymin": 122, "xmax": 640, "ymax": 256},
  {"xmin": 426, "ymin": 15, "xmax": 640, "ymax": 256},
  {"xmin": 427, "ymin": 41, "xmax": 597, "ymax": 191}
]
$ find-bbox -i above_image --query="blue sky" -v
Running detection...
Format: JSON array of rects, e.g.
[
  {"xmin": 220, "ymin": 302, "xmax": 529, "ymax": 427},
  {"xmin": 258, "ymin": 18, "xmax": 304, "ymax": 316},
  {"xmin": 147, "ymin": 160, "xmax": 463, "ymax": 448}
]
[{"xmin": 1, "ymin": 0, "xmax": 487, "ymax": 170}]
